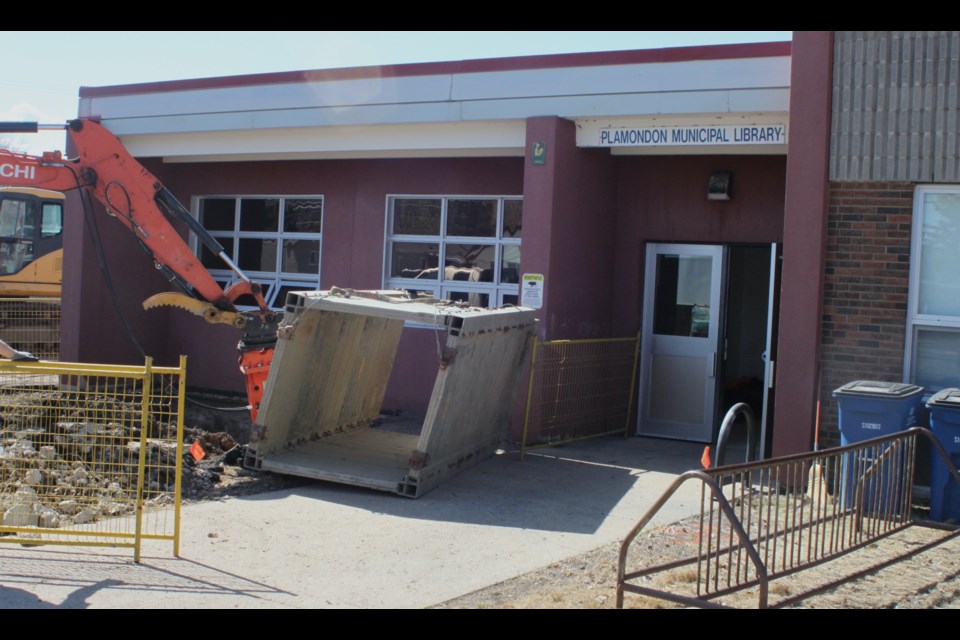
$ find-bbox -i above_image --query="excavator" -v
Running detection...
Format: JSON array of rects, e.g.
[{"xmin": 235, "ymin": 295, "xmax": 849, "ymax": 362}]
[
  {"xmin": 0, "ymin": 185, "xmax": 64, "ymax": 360},
  {"xmin": 0, "ymin": 118, "xmax": 279, "ymax": 420}
]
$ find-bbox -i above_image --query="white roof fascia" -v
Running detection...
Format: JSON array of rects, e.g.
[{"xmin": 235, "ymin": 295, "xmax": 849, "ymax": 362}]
[
  {"xmin": 450, "ymin": 56, "xmax": 790, "ymax": 101},
  {"xmin": 77, "ymin": 52, "xmax": 791, "ymax": 160},
  {"xmin": 461, "ymin": 88, "xmax": 789, "ymax": 120},
  {"xmin": 80, "ymin": 74, "xmax": 457, "ymax": 120},
  {"xmin": 98, "ymin": 102, "xmax": 465, "ymax": 136},
  {"xmin": 94, "ymin": 84, "xmax": 789, "ymax": 140},
  {"xmin": 80, "ymin": 55, "xmax": 789, "ymax": 129},
  {"xmin": 82, "ymin": 56, "xmax": 788, "ymax": 122}
]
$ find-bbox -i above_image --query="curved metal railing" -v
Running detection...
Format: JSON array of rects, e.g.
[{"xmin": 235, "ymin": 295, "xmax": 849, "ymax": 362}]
[
  {"xmin": 617, "ymin": 427, "xmax": 960, "ymax": 608},
  {"xmin": 714, "ymin": 402, "xmax": 759, "ymax": 467}
]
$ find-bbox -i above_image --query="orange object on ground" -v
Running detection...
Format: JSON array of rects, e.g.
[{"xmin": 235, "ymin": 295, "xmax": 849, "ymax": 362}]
[{"xmin": 190, "ymin": 440, "xmax": 206, "ymax": 462}]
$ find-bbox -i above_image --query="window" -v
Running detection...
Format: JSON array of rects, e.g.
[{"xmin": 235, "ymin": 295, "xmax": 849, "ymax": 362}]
[
  {"xmin": 195, "ymin": 196, "xmax": 322, "ymax": 309},
  {"xmin": 0, "ymin": 196, "xmax": 35, "ymax": 275},
  {"xmin": 41, "ymin": 202, "xmax": 63, "ymax": 238},
  {"xmin": 384, "ymin": 196, "xmax": 522, "ymax": 307},
  {"xmin": 905, "ymin": 186, "xmax": 960, "ymax": 392}
]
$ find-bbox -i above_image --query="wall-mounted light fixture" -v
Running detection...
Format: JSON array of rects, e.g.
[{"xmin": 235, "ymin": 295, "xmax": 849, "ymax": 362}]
[{"xmin": 708, "ymin": 171, "xmax": 732, "ymax": 201}]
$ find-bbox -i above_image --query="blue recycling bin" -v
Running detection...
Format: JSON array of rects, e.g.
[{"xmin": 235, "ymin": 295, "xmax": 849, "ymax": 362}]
[
  {"xmin": 833, "ymin": 381, "xmax": 924, "ymax": 512},
  {"xmin": 926, "ymin": 388, "xmax": 960, "ymax": 522}
]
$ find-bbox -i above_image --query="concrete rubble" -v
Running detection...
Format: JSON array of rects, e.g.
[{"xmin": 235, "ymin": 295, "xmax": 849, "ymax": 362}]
[{"xmin": 0, "ymin": 391, "xmax": 251, "ymax": 530}]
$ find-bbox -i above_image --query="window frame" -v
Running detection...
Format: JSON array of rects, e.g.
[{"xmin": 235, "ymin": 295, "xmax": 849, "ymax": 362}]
[
  {"xmin": 41, "ymin": 202, "xmax": 63, "ymax": 238},
  {"xmin": 191, "ymin": 194, "xmax": 323, "ymax": 310},
  {"xmin": 382, "ymin": 194, "xmax": 522, "ymax": 308},
  {"xmin": 904, "ymin": 184, "xmax": 960, "ymax": 392}
]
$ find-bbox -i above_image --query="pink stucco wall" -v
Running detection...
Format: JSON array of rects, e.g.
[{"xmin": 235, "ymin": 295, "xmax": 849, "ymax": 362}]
[
  {"xmin": 611, "ymin": 154, "xmax": 787, "ymax": 337},
  {"xmin": 522, "ymin": 117, "xmax": 618, "ymax": 341}
]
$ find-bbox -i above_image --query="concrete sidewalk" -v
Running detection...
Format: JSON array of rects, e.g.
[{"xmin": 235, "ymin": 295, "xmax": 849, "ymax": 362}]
[{"xmin": 0, "ymin": 436, "xmax": 707, "ymax": 609}]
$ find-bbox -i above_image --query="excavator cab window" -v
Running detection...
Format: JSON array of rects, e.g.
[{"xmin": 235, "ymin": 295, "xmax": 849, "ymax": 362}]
[
  {"xmin": 0, "ymin": 196, "xmax": 35, "ymax": 275},
  {"xmin": 41, "ymin": 202, "xmax": 63, "ymax": 238}
]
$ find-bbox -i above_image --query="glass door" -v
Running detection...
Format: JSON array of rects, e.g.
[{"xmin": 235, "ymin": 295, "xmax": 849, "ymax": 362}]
[{"xmin": 638, "ymin": 243, "xmax": 724, "ymax": 441}]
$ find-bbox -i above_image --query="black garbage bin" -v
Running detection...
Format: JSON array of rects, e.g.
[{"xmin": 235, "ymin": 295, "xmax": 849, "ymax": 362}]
[
  {"xmin": 833, "ymin": 381, "xmax": 924, "ymax": 512},
  {"xmin": 926, "ymin": 388, "xmax": 960, "ymax": 522}
]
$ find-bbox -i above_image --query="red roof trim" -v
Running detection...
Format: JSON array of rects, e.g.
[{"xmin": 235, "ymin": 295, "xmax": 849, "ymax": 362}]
[{"xmin": 79, "ymin": 41, "xmax": 791, "ymax": 98}]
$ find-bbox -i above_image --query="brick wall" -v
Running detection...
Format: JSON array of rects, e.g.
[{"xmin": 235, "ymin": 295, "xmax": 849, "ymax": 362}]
[{"xmin": 819, "ymin": 182, "xmax": 914, "ymax": 445}]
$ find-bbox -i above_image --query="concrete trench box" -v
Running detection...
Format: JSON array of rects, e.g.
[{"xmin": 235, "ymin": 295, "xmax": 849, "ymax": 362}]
[{"xmin": 245, "ymin": 289, "xmax": 536, "ymax": 498}]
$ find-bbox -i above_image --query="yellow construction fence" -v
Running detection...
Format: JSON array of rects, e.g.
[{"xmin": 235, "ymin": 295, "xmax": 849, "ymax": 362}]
[
  {"xmin": 0, "ymin": 357, "xmax": 185, "ymax": 561},
  {"xmin": 521, "ymin": 334, "xmax": 640, "ymax": 457},
  {"xmin": 0, "ymin": 297, "xmax": 61, "ymax": 361}
]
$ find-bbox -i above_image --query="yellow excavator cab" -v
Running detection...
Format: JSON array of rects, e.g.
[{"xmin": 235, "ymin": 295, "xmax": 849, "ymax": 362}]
[{"xmin": 0, "ymin": 187, "xmax": 64, "ymax": 297}]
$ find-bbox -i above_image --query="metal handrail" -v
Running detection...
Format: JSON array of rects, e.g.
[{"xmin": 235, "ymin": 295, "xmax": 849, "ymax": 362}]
[
  {"xmin": 714, "ymin": 402, "xmax": 758, "ymax": 467},
  {"xmin": 617, "ymin": 427, "xmax": 960, "ymax": 608}
]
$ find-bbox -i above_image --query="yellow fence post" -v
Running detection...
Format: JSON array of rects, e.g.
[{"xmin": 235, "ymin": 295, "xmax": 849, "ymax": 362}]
[
  {"xmin": 623, "ymin": 330, "xmax": 642, "ymax": 438},
  {"xmin": 133, "ymin": 357, "xmax": 153, "ymax": 563},
  {"xmin": 173, "ymin": 355, "xmax": 187, "ymax": 558},
  {"xmin": 520, "ymin": 335, "xmax": 541, "ymax": 461}
]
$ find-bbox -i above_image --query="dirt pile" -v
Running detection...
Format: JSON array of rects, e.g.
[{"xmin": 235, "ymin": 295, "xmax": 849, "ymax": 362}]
[
  {"xmin": 179, "ymin": 424, "xmax": 304, "ymax": 500},
  {"xmin": 180, "ymin": 427, "xmax": 242, "ymax": 499},
  {"xmin": 179, "ymin": 396, "xmax": 307, "ymax": 500}
]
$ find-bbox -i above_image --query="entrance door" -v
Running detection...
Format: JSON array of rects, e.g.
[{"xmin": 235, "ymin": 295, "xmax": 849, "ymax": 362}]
[
  {"xmin": 638, "ymin": 244, "xmax": 724, "ymax": 442},
  {"xmin": 715, "ymin": 244, "xmax": 778, "ymax": 459}
]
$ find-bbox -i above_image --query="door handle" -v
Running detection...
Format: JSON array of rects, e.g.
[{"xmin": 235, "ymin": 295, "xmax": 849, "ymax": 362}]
[{"xmin": 708, "ymin": 352, "xmax": 717, "ymax": 379}]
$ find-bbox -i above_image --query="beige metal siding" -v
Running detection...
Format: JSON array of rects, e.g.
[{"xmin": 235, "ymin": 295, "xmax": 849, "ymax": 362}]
[{"xmin": 831, "ymin": 31, "xmax": 960, "ymax": 182}]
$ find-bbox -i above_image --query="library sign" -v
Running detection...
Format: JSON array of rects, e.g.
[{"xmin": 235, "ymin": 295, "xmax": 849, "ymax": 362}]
[{"xmin": 592, "ymin": 124, "xmax": 787, "ymax": 147}]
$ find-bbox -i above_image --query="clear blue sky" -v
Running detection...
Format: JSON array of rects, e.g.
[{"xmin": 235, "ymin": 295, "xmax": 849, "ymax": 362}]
[{"xmin": 2, "ymin": 31, "xmax": 792, "ymax": 155}]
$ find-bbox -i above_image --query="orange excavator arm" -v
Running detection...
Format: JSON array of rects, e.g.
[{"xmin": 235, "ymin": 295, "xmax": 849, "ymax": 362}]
[{"xmin": 0, "ymin": 118, "xmax": 277, "ymax": 419}]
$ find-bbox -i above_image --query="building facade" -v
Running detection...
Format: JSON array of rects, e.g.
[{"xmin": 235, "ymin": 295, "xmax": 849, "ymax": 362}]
[{"xmin": 63, "ymin": 32, "xmax": 956, "ymax": 459}]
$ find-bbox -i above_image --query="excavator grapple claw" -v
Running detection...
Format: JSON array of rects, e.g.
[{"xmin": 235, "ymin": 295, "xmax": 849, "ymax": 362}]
[{"xmin": 143, "ymin": 292, "xmax": 246, "ymax": 329}]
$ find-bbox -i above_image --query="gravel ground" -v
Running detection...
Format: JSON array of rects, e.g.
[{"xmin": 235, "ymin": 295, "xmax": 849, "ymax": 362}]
[{"xmin": 434, "ymin": 510, "xmax": 960, "ymax": 609}]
